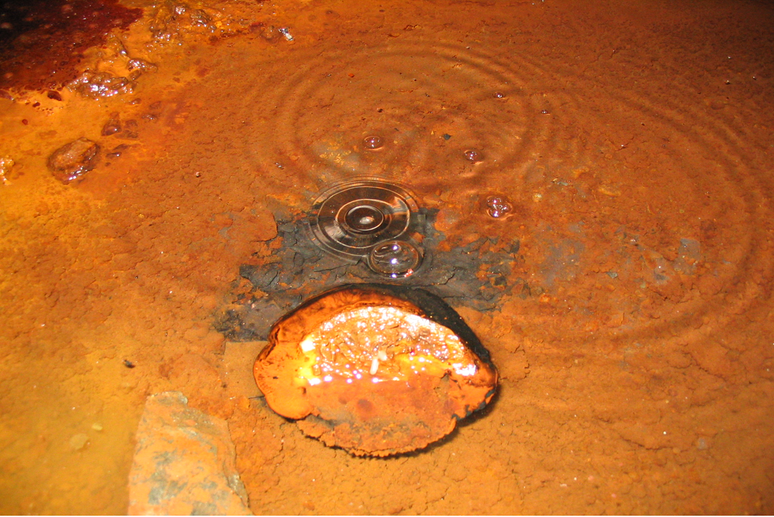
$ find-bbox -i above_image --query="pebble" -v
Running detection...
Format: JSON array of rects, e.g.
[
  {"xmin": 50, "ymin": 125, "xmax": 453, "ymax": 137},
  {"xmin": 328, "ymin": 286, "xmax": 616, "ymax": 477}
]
[
  {"xmin": 0, "ymin": 157, "xmax": 14, "ymax": 184},
  {"xmin": 69, "ymin": 433, "xmax": 90, "ymax": 451},
  {"xmin": 68, "ymin": 70, "xmax": 133, "ymax": 99},
  {"xmin": 47, "ymin": 137, "xmax": 99, "ymax": 184},
  {"xmin": 101, "ymin": 113, "xmax": 122, "ymax": 136}
]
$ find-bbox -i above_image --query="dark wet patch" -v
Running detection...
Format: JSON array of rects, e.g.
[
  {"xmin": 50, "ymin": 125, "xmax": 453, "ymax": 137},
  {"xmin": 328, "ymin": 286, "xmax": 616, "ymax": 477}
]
[
  {"xmin": 0, "ymin": 0, "xmax": 142, "ymax": 92},
  {"xmin": 214, "ymin": 209, "xmax": 522, "ymax": 341}
]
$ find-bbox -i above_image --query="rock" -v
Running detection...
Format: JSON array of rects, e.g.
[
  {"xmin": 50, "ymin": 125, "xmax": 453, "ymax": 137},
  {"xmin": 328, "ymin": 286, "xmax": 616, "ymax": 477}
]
[
  {"xmin": 47, "ymin": 137, "xmax": 99, "ymax": 184},
  {"xmin": 68, "ymin": 70, "xmax": 134, "ymax": 99},
  {"xmin": 253, "ymin": 283, "xmax": 499, "ymax": 456},
  {"xmin": 673, "ymin": 237, "xmax": 702, "ymax": 274},
  {"xmin": 101, "ymin": 113, "xmax": 122, "ymax": 136},
  {"xmin": 128, "ymin": 392, "xmax": 250, "ymax": 515},
  {"xmin": 69, "ymin": 433, "xmax": 90, "ymax": 451},
  {"xmin": 0, "ymin": 156, "xmax": 14, "ymax": 184}
]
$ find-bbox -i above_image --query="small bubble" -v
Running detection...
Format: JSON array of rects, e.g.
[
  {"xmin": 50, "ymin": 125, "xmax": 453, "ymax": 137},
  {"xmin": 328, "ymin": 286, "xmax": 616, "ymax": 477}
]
[
  {"xmin": 362, "ymin": 135, "xmax": 384, "ymax": 150},
  {"xmin": 463, "ymin": 149, "xmax": 483, "ymax": 162},
  {"xmin": 345, "ymin": 205, "xmax": 384, "ymax": 232},
  {"xmin": 367, "ymin": 240, "xmax": 422, "ymax": 278},
  {"xmin": 485, "ymin": 195, "xmax": 513, "ymax": 219}
]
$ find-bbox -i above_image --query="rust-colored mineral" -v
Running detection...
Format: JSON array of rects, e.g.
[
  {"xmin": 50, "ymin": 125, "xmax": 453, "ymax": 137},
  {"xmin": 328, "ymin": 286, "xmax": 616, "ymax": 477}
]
[
  {"xmin": 253, "ymin": 284, "xmax": 499, "ymax": 456},
  {"xmin": 47, "ymin": 137, "xmax": 99, "ymax": 183}
]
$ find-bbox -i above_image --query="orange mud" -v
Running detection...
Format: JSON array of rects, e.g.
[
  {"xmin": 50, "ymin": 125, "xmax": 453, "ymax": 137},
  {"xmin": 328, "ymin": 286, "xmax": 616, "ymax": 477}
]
[{"xmin": 1, "ymin": 0, "xmax": 774, "ymax": 514}]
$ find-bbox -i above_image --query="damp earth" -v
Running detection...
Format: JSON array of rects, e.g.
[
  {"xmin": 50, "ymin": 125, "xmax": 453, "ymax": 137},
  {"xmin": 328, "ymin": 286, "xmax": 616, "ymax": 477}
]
[{"xmin": 1, "ymin": 0, "xmax": 774, "ymax": 514}]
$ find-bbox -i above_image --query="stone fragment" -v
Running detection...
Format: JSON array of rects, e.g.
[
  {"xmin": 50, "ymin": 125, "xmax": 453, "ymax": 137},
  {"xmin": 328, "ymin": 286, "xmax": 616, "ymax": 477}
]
[
  {"xmin": 254, "ymin": 283, "xmax": 499, "ymax": 456},
  {"xmin": 68, "ymin": 433, "xmax": 90, "ymax": 451},
  {"xmin": 68, "ymin": 70, "xmax": 134, "ymax": 98},
  {"xmin": 128, "ymin": 391, "xmax": 250, "ymax": 515},
  {"xmin": 0, "ymin": 156, "xmax": 14, "ymax": 185},
  {"xmin": 101, "ymin": 113, "xmax": 122, "ymax": 136},
  {"xmin": 47, "ymin": 137, "xmax": 99, "ymax": 184}
]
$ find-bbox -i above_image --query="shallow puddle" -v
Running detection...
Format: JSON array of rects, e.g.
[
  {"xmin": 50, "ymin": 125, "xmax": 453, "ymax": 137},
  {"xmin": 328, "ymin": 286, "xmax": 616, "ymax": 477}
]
[{"xmin": 1, "ymin": 0, "xmax": 773, "ymax": 514}]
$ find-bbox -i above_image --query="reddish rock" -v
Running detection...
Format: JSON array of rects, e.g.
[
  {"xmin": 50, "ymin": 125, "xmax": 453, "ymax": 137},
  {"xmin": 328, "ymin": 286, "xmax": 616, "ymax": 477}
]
[
  {"xmin": 254, "ymin": 284, "xmax": 499, "ymax": 456},
  {"xmin": 128, "ymin": 391, "xmax": 250, "ymax": 515},
  {"xmin": 47, "ymin": 137, "xmax": 99, "ymax": 184}
]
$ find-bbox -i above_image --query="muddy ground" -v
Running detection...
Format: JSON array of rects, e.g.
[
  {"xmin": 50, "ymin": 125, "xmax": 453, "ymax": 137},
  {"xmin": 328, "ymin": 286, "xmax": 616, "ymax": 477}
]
[{"xmin": 1, "ymin": 0, "xmax": 773, "ymax": 514}]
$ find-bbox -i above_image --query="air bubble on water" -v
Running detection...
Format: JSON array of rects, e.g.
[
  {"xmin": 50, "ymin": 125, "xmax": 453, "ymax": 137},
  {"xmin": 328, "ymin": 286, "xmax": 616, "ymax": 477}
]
[
  {"xmin": 463, "ymin": 149, "xmax": 483, "ymax": 162},
  {"xmin": 367, "ymin": 240, "xmax": 422, "ymax": 278},
  {"xmin": 485, "ymin": 195, "xmax": 513, "ymax": 218},
  {"xmin": 363, "ymin": 135, "xmax": 384, "ymax": 150}
]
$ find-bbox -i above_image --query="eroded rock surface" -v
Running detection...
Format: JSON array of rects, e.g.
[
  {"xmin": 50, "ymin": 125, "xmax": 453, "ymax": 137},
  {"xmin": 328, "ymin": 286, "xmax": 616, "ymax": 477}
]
[
  {"xmin": 128, "ymin": 391, "xmax": 250, "ymax": 515},
  {"xmin": 47, "ymin": 137, "xmax": 99, "ymax": 183},
  {"xmin": 253, "ymin": 284, "xmax": 499, "ymax": 456}
]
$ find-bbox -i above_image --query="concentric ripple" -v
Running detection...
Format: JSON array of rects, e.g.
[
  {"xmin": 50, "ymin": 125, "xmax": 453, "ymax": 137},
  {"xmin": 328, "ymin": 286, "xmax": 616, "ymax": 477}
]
[
  {"xmin": 234, "ymin": 36, "xmax": 773, "ymax": 347},
  {"xmin": 308, "ymin": 178, "xmax": 422, "ymax": 267},
  {"xmin": 246, "ymin": 39, "xmax": 587, "ymax": 198},
  {"xmin": 502, "ymin": 61, "xmax": 774, "ymax": 345},
  {"xmin": 595, "ymin": 85, "xmax": 773, "ymax": 343}
]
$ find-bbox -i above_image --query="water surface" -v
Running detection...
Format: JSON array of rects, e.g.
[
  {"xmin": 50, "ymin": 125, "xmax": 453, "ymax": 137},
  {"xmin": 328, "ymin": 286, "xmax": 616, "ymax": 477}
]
[{"xmin": 1, "ymin": 0, "xmax": 773, "ymax": 513}]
